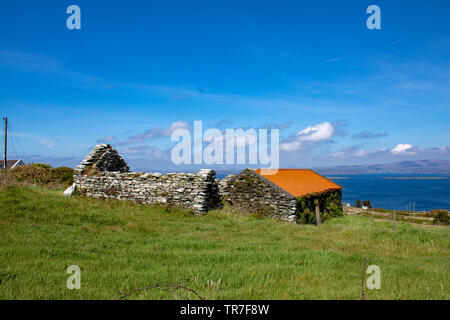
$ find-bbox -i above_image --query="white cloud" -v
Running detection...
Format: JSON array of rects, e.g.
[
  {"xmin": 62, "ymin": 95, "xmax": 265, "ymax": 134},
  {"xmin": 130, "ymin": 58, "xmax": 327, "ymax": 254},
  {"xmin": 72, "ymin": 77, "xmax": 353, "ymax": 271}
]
[
  {"xmin": 355, "ymin": 150, "xmax": 367, "ymax": 157},
  {"xmin": 121, "ymin": 120, "xmax": 189, "ymax": 145},
  {"xmin": 119, "ymin": 145, "xmax": 165, "ymax": 158},
  {"xmin": 298, "ymin": 122, "xmax": 334, "ymax": 142},
  {"xmin": 391, "ymin": 143, "xmax": 416, "ymax": 155},
  {"xmin": 280, "ymin": 121, "xmax": 334, "ymax": 151},
  {"xmin": 203, "ymin": 128, "xmax": 258, "ymax": 148},
  {"xmin": 332, "ymin": 145, "xmax": 369, "ymax": 159},
  {"xmin": 324, "ymin": 56, "xmax": 347, "ymax": 63},
  {"xmin": 97, "ymin": 135, "xmax": 116, "ymax": 144}
]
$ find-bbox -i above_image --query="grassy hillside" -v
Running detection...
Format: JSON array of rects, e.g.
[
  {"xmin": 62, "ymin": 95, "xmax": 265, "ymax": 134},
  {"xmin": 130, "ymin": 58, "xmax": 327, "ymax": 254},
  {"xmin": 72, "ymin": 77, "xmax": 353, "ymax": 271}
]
[{"xmin": 0, "ymin": 186, "xmax": 448, "ymax": 300}]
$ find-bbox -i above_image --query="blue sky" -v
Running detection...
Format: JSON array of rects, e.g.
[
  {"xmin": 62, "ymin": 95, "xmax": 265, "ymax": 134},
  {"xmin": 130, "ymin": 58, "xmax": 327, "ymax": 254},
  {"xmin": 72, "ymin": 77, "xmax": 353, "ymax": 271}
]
[{"xmin": 0, "ymin": 1, "xmax": 449, "ymax": 171}]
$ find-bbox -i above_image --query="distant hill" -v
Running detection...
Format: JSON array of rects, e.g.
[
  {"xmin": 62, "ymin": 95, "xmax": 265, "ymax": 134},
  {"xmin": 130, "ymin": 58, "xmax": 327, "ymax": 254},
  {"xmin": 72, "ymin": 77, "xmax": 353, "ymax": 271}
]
[
  {"xmin": 132, "ymin": 160, "xmax": 450, "ymax": 176},
  {"xmin": 315, "ymin": 159, "xmax": 450, "ymax": 175}
]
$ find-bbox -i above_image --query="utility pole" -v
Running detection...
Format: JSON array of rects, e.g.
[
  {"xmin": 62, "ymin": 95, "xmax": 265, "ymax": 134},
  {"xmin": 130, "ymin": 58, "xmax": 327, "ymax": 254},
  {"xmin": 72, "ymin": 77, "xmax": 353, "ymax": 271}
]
[
  {"xmin": 3, "ymin": 117, "xmax": 6, "ymax": 170},
  {"xmin": 315, "ymin": 203, "xmax": 322, "ymax": 226},
  {"xmin": 393, "ymin": 211, "xmax": 396, "ymax": 231}
]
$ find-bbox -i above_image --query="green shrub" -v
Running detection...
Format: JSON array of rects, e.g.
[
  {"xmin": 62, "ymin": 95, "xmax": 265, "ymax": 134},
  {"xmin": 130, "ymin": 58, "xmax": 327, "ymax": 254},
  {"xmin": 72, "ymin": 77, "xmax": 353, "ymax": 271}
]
[
  {"xmin": 298, "ymin": 208, "xmax": 315, "ymax": 225},
  {"xmin": 433, "ymin": 210, "xmax": 449, "ymax": 225},
  {"xmin": 12, "ymin": 165, "xmax": 51, "ymax": 185},
  {"xmin": 52, "ymin": 166, "xmax": 74, "ymax": 185},
  {"xmin": 296, "ymin": 191, "xmax": 343, "ymax": 225},
  {"xmin": 4, "ymin": 164, "xmax": 74, "ymax": 189},
  {"xmin": 32, "ymin": 163, "xmax": 52, "ymax": 170}
]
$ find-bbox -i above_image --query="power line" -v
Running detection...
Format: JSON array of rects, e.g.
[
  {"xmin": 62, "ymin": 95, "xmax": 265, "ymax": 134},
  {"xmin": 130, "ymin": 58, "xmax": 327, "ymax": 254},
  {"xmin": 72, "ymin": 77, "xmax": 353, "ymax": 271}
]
[
  {"xmin": 2, "ymin": 117, "xmax": 6, "ymax": 170},
  {"xmin": 8, "ymin": 131, "xmax": 21, "ymax": 160},
  {"xmin": 7, "ymin": 122, "xmax": 27, "ymax": 159}
]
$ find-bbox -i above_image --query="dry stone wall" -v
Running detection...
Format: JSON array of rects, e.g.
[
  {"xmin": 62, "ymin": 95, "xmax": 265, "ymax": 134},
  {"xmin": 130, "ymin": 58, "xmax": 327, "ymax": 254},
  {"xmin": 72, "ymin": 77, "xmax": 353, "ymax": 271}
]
[
  {"xmin": 218, "ymin": 169, "xmax": 298, "ymax": 222},
  {"xmin": 75, "ymin": 169, "xmax": 220, "ymax": 213},
  {"xmin": 72, "ymin": 144, "xmax": 221, "ymax": 213},
  {"xmin": 71, "ymin": 145, "xmax": 304, "ymax": 222}
]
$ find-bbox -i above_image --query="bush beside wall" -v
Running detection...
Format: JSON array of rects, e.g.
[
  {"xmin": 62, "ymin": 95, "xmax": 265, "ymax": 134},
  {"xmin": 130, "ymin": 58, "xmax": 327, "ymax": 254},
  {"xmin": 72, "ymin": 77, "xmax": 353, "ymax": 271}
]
[
  {"xmin": 0, "ymin": 164, "xmax": 74, "ymax": 189},
  {"xmin": 296, "ymin": 191, "xmax": 343, "ymax": 224}
]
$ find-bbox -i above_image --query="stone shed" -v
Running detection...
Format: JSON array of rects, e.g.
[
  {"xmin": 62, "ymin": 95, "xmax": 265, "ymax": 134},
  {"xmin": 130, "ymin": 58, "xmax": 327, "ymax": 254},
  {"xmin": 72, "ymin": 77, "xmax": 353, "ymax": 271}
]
[
  {"xmin": 219, "ymin": 168, "xmax": 343, "ymax": 223},
  {"xmin": 67, "ymin": 144, "xmax": 222, "ymax": 214}
]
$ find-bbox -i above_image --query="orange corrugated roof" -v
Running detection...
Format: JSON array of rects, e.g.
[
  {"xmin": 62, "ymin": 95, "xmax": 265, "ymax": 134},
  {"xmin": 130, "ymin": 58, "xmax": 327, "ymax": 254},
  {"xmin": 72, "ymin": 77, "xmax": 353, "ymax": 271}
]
[{"xmin": 255, "ymin": 169, "xmax": 342, "ymax": 197}]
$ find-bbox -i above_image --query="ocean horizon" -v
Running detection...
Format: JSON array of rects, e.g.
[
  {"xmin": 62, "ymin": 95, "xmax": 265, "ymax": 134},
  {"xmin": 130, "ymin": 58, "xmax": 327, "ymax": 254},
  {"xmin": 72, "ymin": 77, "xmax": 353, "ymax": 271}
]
[
  {"xmin": 324, "ymin": 174, "xmax": 450, "ymax": 212},
  {"xmin": 216, "ymin": 173, "xmax": 450, "ymax": 211}
]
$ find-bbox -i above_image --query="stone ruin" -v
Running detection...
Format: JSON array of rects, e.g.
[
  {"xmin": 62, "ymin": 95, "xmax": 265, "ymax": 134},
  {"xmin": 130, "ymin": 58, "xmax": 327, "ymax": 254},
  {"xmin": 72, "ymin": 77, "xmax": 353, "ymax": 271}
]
[
  {"xmin": 65, "ymin": 144, "xmax": 221, "ymax": 214},
  {"xmin": 65, "ymin": 144, "xmax": 314, "ymax": 222},
  {"xmin": 74, "ymin": 144, "xmax": 130, "ymax": 175}
]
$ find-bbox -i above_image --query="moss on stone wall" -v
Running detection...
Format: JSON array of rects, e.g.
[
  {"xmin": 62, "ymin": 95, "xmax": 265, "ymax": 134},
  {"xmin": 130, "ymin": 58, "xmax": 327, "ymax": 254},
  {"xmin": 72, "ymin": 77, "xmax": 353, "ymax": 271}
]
[
  {"xmin": 219, "ymin": 169, "xmax": 298, "ymax": 222},
  {"xmin": 296, "ymin": 190, "xmax": 343, "ymax": 224}
]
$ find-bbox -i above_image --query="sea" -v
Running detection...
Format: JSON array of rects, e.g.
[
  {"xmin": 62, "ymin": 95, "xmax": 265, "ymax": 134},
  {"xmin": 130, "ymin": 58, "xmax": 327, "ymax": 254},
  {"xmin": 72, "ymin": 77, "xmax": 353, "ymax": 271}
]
[
  {"xmin": 216, "ymin": 173, "xmax": 450, "ymax": 211},
  {"xmin": 325, "ymin": 174, "xmax": 450, "ymax": 212}
]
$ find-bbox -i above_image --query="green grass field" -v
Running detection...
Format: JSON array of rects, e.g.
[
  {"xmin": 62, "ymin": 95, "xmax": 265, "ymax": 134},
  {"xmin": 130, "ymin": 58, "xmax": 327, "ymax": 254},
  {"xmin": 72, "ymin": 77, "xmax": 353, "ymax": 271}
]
[{"xmin": 0, "ymin": 186, "xmax": 448, "ymax": 300}]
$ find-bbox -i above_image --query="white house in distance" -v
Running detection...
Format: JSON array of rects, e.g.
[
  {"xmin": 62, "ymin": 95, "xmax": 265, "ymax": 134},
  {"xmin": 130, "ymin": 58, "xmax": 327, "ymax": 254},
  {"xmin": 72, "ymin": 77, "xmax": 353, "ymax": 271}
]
[{"xmin": 0, "ymin": 159, "xmax": 25, "ymax": 170}]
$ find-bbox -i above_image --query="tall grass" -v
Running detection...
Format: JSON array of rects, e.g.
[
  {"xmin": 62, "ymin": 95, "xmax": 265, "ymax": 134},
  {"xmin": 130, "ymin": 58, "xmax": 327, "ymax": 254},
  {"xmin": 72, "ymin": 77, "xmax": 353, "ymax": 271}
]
[
  {"xmin": 0, "ymin": 165, "xmax": 73, "ymax": 189},
  {"xmin": 0, "ymin": 186, "xmax": 448, "ymax": 299}
]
